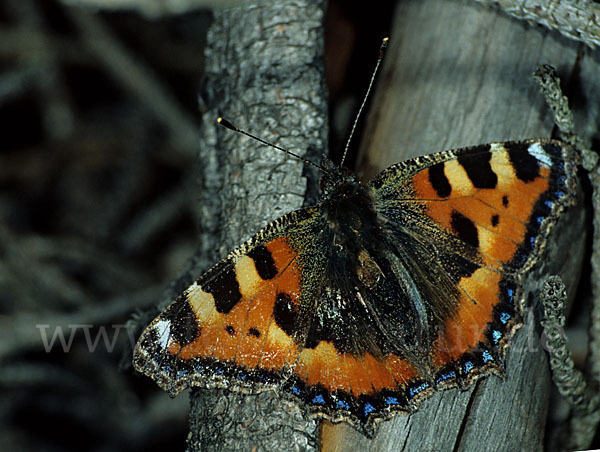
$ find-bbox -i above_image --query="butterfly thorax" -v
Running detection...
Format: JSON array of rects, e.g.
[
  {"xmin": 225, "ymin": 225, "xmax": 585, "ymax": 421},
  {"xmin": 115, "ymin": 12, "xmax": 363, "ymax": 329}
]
[
  {"xmin": 320, "ymin": 162, "xmax": 383, "ymax": 273},
  {"xmin": 303, "ymin": 160, "xmax": 444, "ymax": 375}
]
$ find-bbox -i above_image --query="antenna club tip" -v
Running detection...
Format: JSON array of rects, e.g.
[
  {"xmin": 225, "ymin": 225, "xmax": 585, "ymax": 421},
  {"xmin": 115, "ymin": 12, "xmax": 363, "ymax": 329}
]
[
  {"xmin": 380, "ymin": 37, "xmax": 389, "ymax": 52},
  {"xmin": 217, "ymin": 117, "xmax": 236, "ymax": 131},
  {"xmin": 378, "ymin": 38, "xmax": 389, "ymax": 58}
]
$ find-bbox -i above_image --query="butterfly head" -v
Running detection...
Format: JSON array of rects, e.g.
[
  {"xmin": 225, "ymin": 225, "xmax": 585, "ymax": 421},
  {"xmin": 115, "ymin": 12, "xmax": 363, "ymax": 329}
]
[
  {"xmin": 319, "ymin": 159, "xmax": 364, "ymax": 198},
  {"xmin": 318, "ymin": 158, "xmax": 379, "ymax": 240}
]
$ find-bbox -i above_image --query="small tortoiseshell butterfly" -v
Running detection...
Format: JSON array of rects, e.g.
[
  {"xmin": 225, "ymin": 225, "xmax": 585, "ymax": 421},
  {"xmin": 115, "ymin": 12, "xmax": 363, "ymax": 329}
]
[
  {"xmin": 133, "ymin": 125, "xmax": 579, "ymax": 434},
  {"xmin": 133, "ymin": 34, "xmax": 579, "ymax": 437}
]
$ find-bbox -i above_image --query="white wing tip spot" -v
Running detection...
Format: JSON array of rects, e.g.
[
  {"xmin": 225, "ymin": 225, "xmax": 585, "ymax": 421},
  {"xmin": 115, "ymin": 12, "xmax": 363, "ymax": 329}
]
[
  {"xmin": 528, "ymin": 142, "xmax": 553, "ymax": 168},
  {"xmin": 155, "ymin": 319, "xmax": 173, "ymax": 349}
]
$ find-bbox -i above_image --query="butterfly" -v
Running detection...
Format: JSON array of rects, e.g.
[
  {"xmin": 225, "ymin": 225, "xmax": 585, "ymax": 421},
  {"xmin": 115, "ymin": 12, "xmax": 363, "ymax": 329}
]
[{"xmin": 133, "ymin": 131, "xmax": 578, "ymax": 435}]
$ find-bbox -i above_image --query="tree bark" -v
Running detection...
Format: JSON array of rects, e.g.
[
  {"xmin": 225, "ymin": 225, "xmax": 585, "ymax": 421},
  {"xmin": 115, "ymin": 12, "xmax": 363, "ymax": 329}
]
[{"xmin": 186, "ymin": 2, "xmax": 327, "ymax": 451}]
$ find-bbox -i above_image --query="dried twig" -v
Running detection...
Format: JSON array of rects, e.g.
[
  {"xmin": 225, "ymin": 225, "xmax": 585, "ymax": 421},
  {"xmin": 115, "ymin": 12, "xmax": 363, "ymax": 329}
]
[
  {"xmin": 64, "ymin": 5, "xmax": 200, "ymax": 157},
  {"xmin": 541, "ymin": 276, "xmax": 600, "ymax": 451},
  {"xmin": 6, "ymin": 0, "xmax": 75, "ymax": 139},
  {"xmin": 474, "ymin": 0, "xmax": 600, "ymax": 48}
]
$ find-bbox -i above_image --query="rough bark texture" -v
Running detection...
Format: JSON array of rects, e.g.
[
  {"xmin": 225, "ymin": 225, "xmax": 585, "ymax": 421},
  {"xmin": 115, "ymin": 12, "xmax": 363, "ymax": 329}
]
[
  {"xmin": 473, "ymin": 0, "xmax": 600, "ymax": 49},
  {"xmin": 186, "ymin": 2, "xmax": 326, "ymax": 451}
]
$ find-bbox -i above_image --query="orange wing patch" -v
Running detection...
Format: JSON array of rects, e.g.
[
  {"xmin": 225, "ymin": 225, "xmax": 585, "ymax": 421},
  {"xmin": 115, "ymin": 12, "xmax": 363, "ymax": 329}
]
[
  {"xmin": 434, "ymin": 268, "xmax": 502, "ymax": 362},
  {"xmin": 412, "ymin": 142, "xmax": 554, "ymax": 267},
  {"xmin": 178, "ymin": 237, "xmax": 302, "ymax": 370},
  {"xmin": 294, "ymin": 342, "xmax": 414, "ymax": 396}
]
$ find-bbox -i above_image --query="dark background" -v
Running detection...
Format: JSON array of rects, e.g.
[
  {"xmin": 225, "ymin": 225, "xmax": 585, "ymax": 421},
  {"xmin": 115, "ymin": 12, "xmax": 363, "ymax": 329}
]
[{"xmin": 0, "ymin": 1, "xmax": 395, "ymax": 450}]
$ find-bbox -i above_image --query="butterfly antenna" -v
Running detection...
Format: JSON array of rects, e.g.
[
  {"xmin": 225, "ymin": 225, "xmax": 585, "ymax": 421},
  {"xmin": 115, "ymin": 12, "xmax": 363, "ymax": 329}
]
[
  {"xmin": 340, "ymin": 37, "xmax": 389, "ymax": 168},
  {"xmin": 216, "ymin": 117, "xmax": 332, "ymax": 176}
]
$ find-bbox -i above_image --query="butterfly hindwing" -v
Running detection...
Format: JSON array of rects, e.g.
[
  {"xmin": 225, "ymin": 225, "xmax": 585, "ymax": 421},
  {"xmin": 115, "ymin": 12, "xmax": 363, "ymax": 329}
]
[{"xmin": 133, "ymin": 138, "xmax": 579, "ymax": 435}]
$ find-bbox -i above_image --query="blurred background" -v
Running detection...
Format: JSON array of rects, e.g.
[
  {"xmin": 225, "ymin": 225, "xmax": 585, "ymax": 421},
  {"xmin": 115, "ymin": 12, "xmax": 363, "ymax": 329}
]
[{"xmin": 0, "ymin": 0, "xmax": 395, "ymax": 450}]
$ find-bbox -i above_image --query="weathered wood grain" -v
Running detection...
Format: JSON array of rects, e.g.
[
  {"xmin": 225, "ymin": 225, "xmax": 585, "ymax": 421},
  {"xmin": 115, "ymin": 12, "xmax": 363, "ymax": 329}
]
[{"xmin": 320, "ymin": 0, "xmax": 593, "ymax": 450}]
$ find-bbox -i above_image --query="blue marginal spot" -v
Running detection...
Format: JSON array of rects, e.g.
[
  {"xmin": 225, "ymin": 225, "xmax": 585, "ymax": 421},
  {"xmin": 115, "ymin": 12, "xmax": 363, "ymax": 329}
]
[
  {"xmin": 312, "ymin": 394, "xmax": 326, "ymax": 405},
  {"xmin": 409, "ymin": 382, "xmax": 429, "ymax": 398},
  {"xmin": 536, "ymin": 216, "xmax": 544, "ymax": 225},
  {"xmin": 336, "ymin": 399, "xmax": 350, "ymax": 410},
  {"xmin": 384, "ymin": 396, "xmax": 400, "ymax": 406},
  {"xmin": 529, "ymin": 236, "xmax": 536, "ymax": 247},
  {"xmin": 177, "ymin": 369, "xmax": 188, "ymax": 378},
  {"xmin": 492, "ymin": 329, "xmax": 503, "ymax": 344},
  {"xmin": 363, "ymin": 402, "xmax": 377, "ymax": 416},
  {"xmin": 482, "ymin": 350, "xmax": 493, "ymax": 363},
  {"xmin": 500, "ymin": 311, "xmax": 511, "ymax": 324},
  {"xmin": 505, "ymin": 287, "xmax": 514, "ymax": 302},
  {"xmin": 256, "ymin": 373, "xmax": 267, "ymax": 383},
  {"xmin": 544, "ymin": 199, "xmax": 554, "ymax": 209},
  {"xmin": 514, "ymin": 251, "xmax": 527, "ymax": 266},
  {"xmin": 238, "ymin": 372, "xmax": 247, "ymax": 381},
  {"xmin": 464, "ymin": 361, "xmax": 474, "ymax": 374},
  {"xmin": 292, "ymin": 384, "xmax": 302, "ymax": 396},
  {"xmin": 555, "ymin": 190, "xmax": 565, "ymax": 198},
  {"xmin": 435, "ymin": 371, "xmax": 456, "ymax": 384}
]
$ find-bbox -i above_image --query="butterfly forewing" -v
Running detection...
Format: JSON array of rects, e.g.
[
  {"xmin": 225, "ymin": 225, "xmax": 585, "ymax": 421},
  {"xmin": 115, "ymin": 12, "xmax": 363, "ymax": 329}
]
[{"xmin": 134, "ymin": 208, "xmax": 323, "ymax": 395}]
